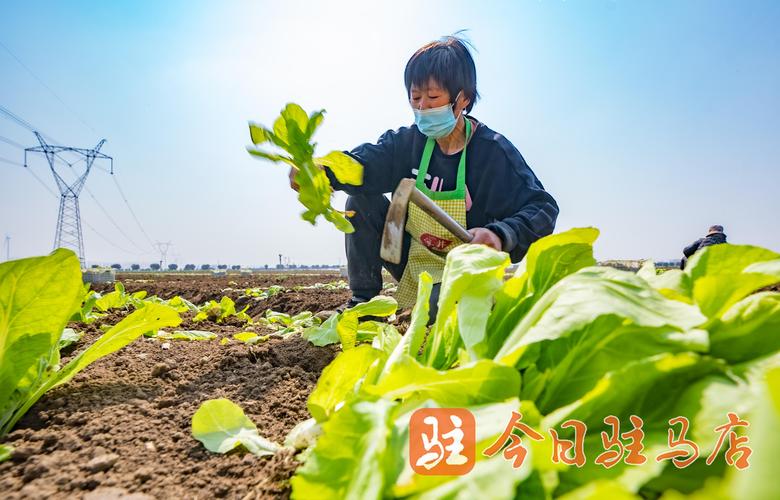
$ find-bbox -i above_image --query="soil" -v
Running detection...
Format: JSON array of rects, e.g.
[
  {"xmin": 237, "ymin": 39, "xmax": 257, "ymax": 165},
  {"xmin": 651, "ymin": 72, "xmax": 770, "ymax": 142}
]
[{"xmin": 0, "ymin": 273, "xmax": 344, "ymax": 499}]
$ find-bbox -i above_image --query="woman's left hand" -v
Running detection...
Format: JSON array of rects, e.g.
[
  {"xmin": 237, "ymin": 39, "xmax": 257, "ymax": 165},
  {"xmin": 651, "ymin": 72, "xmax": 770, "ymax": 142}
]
[{"xmin": 468, "ymin": 227, "xmax": 503, "ymax": 251}]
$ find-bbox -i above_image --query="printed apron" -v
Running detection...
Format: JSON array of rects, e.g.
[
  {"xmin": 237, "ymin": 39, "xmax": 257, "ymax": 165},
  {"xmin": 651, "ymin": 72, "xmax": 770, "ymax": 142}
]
[{"xmin": 395, "ymin": 118, "xmax": 471, "ymax": 308}]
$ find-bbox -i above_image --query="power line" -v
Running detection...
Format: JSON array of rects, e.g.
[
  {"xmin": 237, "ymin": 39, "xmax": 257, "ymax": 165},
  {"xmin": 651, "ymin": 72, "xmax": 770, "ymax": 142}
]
[
  {"xmin": 1, "ymin": 104, "xmax": 157, "ymax": 259},
  {"xmin": 111, "ymin": 173, "xmax": 156, "ymax": 248},
  {"xmin": 83, "ymin": 185, "xmax": 148, "ymax": 252},
  {"xmin": 19, "ymin": 162, "xmax": 148, "ymax": 257},
  {"xmin": 0, "ymin": 134, "xmax": 26, "ymax": 149},
  {"xmin": 0, "ymin": 155, "xmax": 25, "ymax": 167},
  {"xmin": 0, "ymin": 38, "xmax": 98, "ymax": 134}
]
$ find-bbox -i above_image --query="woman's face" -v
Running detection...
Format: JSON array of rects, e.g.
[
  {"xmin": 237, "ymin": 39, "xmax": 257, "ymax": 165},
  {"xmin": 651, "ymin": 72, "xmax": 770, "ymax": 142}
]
[{"xmin": 409, "ymin": 77, "xmax": 468, "ymax": 115}]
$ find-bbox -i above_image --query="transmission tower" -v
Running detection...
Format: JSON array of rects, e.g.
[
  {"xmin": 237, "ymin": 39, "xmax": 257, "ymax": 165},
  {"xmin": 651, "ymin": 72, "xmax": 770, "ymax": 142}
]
[
  {"xmin": 155, "ymin": 241, "xmax": 172, "ymax": 270},
  {"xmin": 25, "ymin": 132, "xmax": 112, "ymax": 267}
]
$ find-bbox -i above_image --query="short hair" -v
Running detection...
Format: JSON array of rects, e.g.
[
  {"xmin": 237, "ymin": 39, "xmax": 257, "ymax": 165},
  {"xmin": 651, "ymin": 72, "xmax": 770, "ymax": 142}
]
[
  {"xmin": 708, "ymin": 225, "xmax": 724, "ymax": 233},
  {"xmin": 404, "ymin": 35, "xmax": 479, "ymax": 113}
]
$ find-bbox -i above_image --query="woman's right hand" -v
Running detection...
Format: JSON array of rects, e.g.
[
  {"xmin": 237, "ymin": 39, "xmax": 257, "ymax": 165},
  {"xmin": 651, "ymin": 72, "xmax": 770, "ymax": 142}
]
[{"xmin": 288, "ymin": 167, "xmax": 299, "ymax": 191}]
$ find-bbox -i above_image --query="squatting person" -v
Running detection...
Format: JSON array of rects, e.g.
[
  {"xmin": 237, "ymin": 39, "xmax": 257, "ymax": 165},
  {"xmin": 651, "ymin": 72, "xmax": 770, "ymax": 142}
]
[
  {"xmin": 289, "ymin": 35, "xmax": 559, "ymax": 312},
  {"xmin": 680, "ymin": 224, "xmax": 728, "ymax": 269}
]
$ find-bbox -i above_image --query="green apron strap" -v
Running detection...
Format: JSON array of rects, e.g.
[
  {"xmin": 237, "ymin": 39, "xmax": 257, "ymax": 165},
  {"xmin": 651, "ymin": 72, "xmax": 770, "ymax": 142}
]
[{"xmin": 415, "ymin": 118, "xmax": 470, "ymax": 201}]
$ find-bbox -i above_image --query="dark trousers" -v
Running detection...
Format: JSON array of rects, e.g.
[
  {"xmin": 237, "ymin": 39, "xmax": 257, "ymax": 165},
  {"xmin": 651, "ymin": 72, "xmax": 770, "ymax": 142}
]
[{"xmin": 346, "ymin": 194, "xmax": 411, "ymax": 300}]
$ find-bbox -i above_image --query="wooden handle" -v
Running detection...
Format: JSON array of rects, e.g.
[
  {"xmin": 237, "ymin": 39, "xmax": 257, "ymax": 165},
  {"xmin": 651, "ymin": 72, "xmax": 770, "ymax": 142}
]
[{"xmin": 409, "ymin": 188, "xmax": 473, "ymax": 243}]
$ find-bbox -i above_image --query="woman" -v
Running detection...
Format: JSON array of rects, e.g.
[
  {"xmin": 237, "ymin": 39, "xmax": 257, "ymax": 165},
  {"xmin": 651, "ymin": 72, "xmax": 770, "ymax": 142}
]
[{"xmin": 291, "ymin": 35, "xmax": 559, "ymax": 310}]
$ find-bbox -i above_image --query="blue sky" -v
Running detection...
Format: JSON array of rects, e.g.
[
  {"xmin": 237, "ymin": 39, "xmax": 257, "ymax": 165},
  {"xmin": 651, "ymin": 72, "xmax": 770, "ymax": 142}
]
[{"xmin": 1, "ymin": 0, "xmax": 778, "ymax": 266}]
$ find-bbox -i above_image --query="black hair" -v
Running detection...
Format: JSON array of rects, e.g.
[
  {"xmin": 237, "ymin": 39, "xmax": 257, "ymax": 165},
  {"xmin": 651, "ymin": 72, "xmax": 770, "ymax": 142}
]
[{"xmin": 404, "ymin": 34, "xmax": 479, "ymax": 113}]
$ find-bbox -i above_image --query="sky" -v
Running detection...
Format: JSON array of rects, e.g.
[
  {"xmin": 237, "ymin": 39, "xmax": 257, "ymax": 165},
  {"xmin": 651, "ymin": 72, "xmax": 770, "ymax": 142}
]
[{"xmin": 1, "ymin": 0, "xmax": 778, "ymax": 267}]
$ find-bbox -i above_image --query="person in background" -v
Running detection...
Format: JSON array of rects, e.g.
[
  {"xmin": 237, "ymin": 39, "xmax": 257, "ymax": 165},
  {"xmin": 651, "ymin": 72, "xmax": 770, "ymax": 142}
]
[{"xmin": 680, "ymin": 225, "xmax": 728, "ymax": 269}]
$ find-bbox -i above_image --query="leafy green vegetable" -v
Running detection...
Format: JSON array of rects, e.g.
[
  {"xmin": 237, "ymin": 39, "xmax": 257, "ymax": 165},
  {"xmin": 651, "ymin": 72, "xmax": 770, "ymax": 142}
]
[
  {"xmin": 365, "ymin": 357, "xmax": 520, "ymax": 407},
  {"xmin": 256, "ymin": 310, "xmax": 320, "ymax": 336},
  {"xmin": 308, "ymin": 345, "xmax": 382, "ymax": 422},
  {"xmin": 57, "ymin": 328, "xmax": 83, "ymax": 350},
  {"xmin": 247, "ymin": 103, "xmax": 363, "ymax": 232},
  {"xmin": 191, "ymin": 398, "xmax": 280, "ymax": 456},
  {"xmin": 94, "ymin": 282, "xmax": 147, "ymax": 312},
  {"xmin": 232, "ymin": 332, "xmax": 270, "ymax": 344},
  {"xmin": 0, "ymin": 249, "xmax": 83, "ymax": 436},
  {"xmin": 302, "ymin": 296, "xmax": 397, "ymax": 348},
  {"xmin": 194, "ymin": 296, "xmax": 251, "ymax": 323},
  {"xmin": 0, "ymin": 443, "xmax": 12, "ymax": 462},
  {"xmin": 244, "ymin": 284, "xmax": 286, "ymax": 299},
  {"xmin": 0, "ymin": 250, "xmax": 181, "ymax": 436},
  {"xmin": 157, "ymin": 330, "xmax": 216, "ymax": 341},
  {"xmin": 70, "ymin": 283, "xmax": 101, "ymax": 323},
  {"xmin": 290, "ymin": 398, "xmax": 397, "ymax": 500}
]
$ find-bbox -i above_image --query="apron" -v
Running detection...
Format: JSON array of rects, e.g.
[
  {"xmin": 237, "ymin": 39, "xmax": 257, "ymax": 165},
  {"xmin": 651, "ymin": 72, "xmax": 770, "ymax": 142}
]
[{"xmin": 395, "ymin": 118, "xmax": 471, "ymax": 308}]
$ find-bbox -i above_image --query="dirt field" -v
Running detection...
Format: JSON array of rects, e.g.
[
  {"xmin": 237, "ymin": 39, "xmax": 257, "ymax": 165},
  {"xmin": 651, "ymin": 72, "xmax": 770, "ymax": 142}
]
[{"xmin": 0, "ymin": 272, "xmax": 351, "ymax": 499}]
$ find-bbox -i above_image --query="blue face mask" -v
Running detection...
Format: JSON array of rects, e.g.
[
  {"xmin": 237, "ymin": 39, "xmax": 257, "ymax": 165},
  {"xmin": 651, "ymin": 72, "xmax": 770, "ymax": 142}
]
[{"xmin": 413, "ymin": 92, "xmax": 462, "ymax": 139}]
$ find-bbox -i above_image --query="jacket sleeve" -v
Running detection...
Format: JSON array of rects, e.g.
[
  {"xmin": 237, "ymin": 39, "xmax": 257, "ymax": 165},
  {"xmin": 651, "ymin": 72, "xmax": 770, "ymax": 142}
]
[
  {"xmin": 483, "ymin": 150, "xmax": 559, "ymax": 262},
  {"xmin": 324, "ymin": 129, "xmax": 406, "ymax": 196},
  {"xmin": 683, "ymin": 239, "xmax": 703, "ymax": 257}
]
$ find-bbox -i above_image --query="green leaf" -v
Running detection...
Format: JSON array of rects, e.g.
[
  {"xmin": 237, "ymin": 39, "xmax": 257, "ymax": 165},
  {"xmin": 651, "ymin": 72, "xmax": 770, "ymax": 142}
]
[
  {"xmin": 350, "ymin": 295, "xmax": 398, "ymax": 318},
  {"xmin": 157, "ymin": 330, "xmax": 216, "ymax": 341},
  {"xmin": 303, "ymin": 313, "xmax": 340, "ymax": 347},
  {"xmin": 685, "ymin": 244, "xmax": 780, "ymax": 283},
  {"xmin": 543, "ymin": 352, "xmax": 725, "ymax": 430},
  {"xmin": 308, "ymin": 345, "xmax": 383, "ymax": 422},
  {"xmin": 0, "ymin": 249, "xmax": 83, "ymax": 436},
  {"xmin": 693, "ymin": 273, "xmax": 780, "ymax": 319},
  {"xmin": 314, "ymin": 151, "xmax": 363, "ymax": 186},
  {"xmin": 527, "ymin": 319, "xmax": 710, "ymax": 413},
  {"xmin": 364, "ymin": 356, "xmax": 520, "ymax": 407},
  {"xmin": 495, "ymin": 267, "xmax": 707, "ymax": 367},
  {"xmin": 246, "ymin": 147, "xmax": 297, "ymax": 167},
  {"xmin": 192, "ymin": 398, "xmax": 280, "ymax": 456},
  {"xmin": 281, "ymin": 103, "xmax": 310, "ymax": 138},
  {"xmin": 305, "ymin": 109, "xmax": 325, "ymax": 139},
  {"xmin": 248, "ymin": 122, "xmax": 271, "ymax": 145},
  {"xmin": 643, "ymin": 269, "xmax": 693, "ymax": 303},
  {"xmin": 709, "ymin": 292, "xmax": 780, "ymax": 363},
  {"xmin": 0, "ymin": 443, "xmax": 11, "ymax": 462},
  {"xmin": 57, "ymin": 328, "xmax": 82, "ymax": 350},
  {"xmin": 726, "ymin": 366, "xmax": 780, "ymax": 499},
  {"xmin": 291, "ymin": 398, "xmax": 397, "ymax": 500},
  {"xmin": 525, "ymin": 227, "xmax": 599, "ymax": 297},
  {"xmin": 428, "ymin": 245, "xmax": 509, "ymax": 361},
  {"xmin": 382, "ymin": 273, "xmax": 435, "ymax": 379}
]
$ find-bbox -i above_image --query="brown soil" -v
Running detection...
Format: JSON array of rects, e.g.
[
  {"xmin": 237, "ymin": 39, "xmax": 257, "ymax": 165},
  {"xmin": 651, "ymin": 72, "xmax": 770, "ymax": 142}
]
[{"xmin": 0, "ymin": 273, "xmax": 342, "ymax": 499}]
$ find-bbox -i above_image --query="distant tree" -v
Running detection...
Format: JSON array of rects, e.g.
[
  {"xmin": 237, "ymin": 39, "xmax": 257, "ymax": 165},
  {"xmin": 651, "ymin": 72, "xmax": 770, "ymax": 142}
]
[
  {"xmin": 264, "ymin": 264, "xmax": 269, "ymax": 269},
  {"xmin": 168, "ymin": 263, "xmax": 178, "ymax": 271},
  {"xmin": 184, "ymin": 264, "xmax": 196, "ymax": 271},
  {"xmin": 110, "ymin": 263, "xmax": 122, "ymax": 270},
  {"xmin": 91, "ymin": 264, "xmax": 100, "ymax": 269},
  {"xmin": 150, "ymin": 263, "xmax": 161, "ymax": 271},
  {"xmin": 131, "ymin": 264, "xmax": 140, "ymax": 271},
  {"xmin": 231, "ymin": 265, "xmax": 240, "ymax": 270},
  {"xmin": 201, "ymin": 264, "xmax": 211, "ymax": 270},
  {"xmin": 217, "ymin": 264, "xmax": 228, "ymax": 270}
]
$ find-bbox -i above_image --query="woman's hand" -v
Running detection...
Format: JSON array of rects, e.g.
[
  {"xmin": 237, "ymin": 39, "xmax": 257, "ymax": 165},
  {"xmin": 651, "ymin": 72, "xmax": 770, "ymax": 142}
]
[
  {"xmin": 288, "ymin": 167, "xmax": 299, "ymax": 191},
  {"xmin": 468, "ymin": 227, "xmax": 503, "ymax": 251}
]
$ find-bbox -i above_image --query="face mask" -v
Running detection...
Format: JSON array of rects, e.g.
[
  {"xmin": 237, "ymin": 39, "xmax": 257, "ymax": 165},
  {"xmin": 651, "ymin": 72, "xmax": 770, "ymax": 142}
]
[{"xmin": 413, "ymin": 92, "xmax": 462, "ymax": 139}]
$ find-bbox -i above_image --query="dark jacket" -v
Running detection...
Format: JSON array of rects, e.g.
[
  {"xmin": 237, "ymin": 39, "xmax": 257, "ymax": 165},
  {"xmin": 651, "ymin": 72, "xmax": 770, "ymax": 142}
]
[
  {"xmin": 324, "ymin": 118, "xmax": 559, "ymax": 263},
  {"xmin": 683, "ymin": 232, "xmax": 728, "ymax": 258}
]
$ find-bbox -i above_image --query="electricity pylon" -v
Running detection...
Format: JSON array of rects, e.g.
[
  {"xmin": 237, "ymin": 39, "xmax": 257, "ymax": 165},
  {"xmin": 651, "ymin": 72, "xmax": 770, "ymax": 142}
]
[
  {"xmin": 155, "ymin": 241, "xmax": 172, "ymax": 270},
  {"xmin": 25, "ymin": 132, "xmax": 112, "ymax": 267}
]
